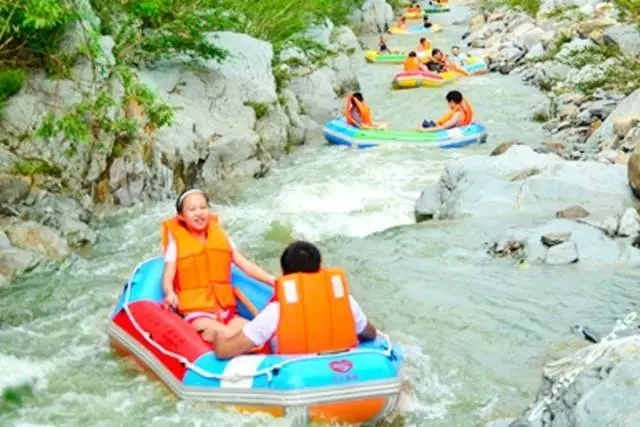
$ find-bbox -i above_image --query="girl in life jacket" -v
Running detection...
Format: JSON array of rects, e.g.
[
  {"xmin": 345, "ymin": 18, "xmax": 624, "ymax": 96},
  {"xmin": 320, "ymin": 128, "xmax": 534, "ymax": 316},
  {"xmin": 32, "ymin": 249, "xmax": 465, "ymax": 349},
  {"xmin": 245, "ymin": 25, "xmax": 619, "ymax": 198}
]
[
  {"xmin": 344, "ymin": 92, "xmax": 387, "ymax": 129},
  {"xmin": 418, "ymin": 90, "xmax": 475, "ymax": 131},
  {"xmin": 212, "ymin": 241, "xmax": 379, "ymax": 359},
  {"xmin": 161, "ymin": 189, "xmax": 276, "ymax": 342}
]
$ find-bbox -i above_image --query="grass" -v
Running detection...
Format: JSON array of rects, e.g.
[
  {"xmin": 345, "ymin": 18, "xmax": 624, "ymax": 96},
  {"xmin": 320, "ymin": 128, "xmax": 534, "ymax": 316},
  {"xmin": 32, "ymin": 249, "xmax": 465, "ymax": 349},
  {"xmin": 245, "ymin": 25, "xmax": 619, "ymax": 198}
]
[
  {"xmin": 0, "ymin": 69, "xmax": 26, "ymax": 118},
  {"xmin": 243, "ymin": 101, "xmax": 270, "ymax": 120}
]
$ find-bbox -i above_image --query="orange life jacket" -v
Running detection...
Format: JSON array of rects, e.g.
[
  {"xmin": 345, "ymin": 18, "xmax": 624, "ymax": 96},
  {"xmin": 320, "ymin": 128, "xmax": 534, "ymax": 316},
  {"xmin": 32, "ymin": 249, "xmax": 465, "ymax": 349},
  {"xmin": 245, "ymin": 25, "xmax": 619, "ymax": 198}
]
[
  {"xmin": 408, "ymin": 6, "xmax": 421, "ymax": 12},
  {"xmin": 417, "ymin": 40, "xmax": 431, "ymax": 51},
  {"xmin": 436, "ymin": 98, "xmax": 474, "ymax": 127},
  {"xmin": 161, "ymin": 215, "xmax": 237, "ymax": 315},
  {"xmin": 403, "ymin": 56, "xmax": 422, "ymax": 71},
  {"xmin": 344, "ymin": 96, "xmax": 373, "ymax": 127},
  {"xmin": 270, "ymin": 268, "xmax": 358, "ymax": 355}
]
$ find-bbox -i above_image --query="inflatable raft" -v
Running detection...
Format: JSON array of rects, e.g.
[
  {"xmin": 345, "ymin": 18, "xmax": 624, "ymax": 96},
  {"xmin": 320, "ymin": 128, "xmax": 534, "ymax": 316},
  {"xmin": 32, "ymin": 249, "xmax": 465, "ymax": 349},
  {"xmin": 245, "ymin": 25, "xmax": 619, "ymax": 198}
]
[
  {"xmin": 452, "ymin": 56, "xmax": 488, "ymax": 76},
  {"xmin": 388, "ymin": 24, "xmax": 443, "ymax": 34},
  {"xmin": 108, "ymin": 257, "xmax": 404, "ymax": 424},
  {"xmin": 365, "ymin": 50, "xmax": 433, "ymax": 64},
  {"xmin": 392, "ymin": 70, "xmax": 457, "ymax": 89},
  {"xmin": 323, "ymin": 119, "xmax": 488, "ymax": 149},
  {"xmin": 404, "ymin": 10, "xmax": 425, "ymax": 19}
]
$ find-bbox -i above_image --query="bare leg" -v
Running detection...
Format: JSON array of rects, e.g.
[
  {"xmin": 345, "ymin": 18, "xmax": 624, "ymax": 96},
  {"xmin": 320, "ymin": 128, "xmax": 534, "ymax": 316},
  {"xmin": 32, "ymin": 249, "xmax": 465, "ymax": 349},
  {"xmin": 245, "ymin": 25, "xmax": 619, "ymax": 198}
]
[
  {"xmin": 226, "ymin": 316, "xmax": 249, "ymax": 335},
  {"xmin": 190, "ymin": 317, "xmax": 228, "ymax": 342}
]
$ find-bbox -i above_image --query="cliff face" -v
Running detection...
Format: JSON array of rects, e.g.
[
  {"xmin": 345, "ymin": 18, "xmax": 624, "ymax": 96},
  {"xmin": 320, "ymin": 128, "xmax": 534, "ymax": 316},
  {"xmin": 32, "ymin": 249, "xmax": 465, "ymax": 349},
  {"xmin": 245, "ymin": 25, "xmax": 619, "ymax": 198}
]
[{"xmin": 0, "ymin": 0, "xmax": 364, "ymax": 284}]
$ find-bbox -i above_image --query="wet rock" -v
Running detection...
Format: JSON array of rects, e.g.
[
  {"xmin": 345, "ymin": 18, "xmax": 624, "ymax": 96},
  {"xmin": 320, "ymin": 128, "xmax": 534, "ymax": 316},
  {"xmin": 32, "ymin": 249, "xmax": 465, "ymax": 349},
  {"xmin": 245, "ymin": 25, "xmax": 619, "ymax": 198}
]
[
  {"xmin": 556, "ymin": 205, "xmax": 589, "ymax": 219},
  {"xmin": 414, "ymin": 184, "xmax": 441, "ymax": 222},
  {"xmin": 490, "ymin": 140, "xmax": 522, "ymax": 156},
  {"xmin": 0, "ymin": 246, "xmax": 42, "ymax": 285},
  {"xmin": 489, "ymin": 218, "xmax": 640, "ymax": 265},
  {"xmin": 3, "ymin": 220, "xmax": 70, "ymax": 262},
  {"xmin": 510, "ymin": 335, "xmax": 640, "ymax": 427},
  {"xmin": 545, "ymin": 241, "xmax": 579, "ymax": 264},
  {"xmin": 541, "ymin": 231, "xmax": 571, "ymax": 246},
  {"xmin": 416, "ymin": 145, "xmax": 635, "ymax": 220}
]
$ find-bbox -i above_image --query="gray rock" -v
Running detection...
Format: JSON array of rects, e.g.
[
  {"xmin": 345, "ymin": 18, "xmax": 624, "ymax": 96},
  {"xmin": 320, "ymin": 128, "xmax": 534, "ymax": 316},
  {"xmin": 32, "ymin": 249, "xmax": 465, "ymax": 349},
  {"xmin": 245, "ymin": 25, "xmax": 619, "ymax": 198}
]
[
  {"xmin": 617, "ymin": 207, "xmax": 640, "ymax": 237},
  {"xmin": 556, "ymin": 39, "xmax": 597, "ymax": 61},
  {"xmin": 418, "ymin": 145, "xmax": 635, "ymax": 220},
  {"xmin": 361, "ymin": 0, "xmax": 394, "ymax": 34},
  {"xmin": 545, "ymin": 240, "xmax": 579, "ymax": 264},
  {"xmin": 541, "ymin": 231, "xmax": 571, "ymax": 246},
  {"xmin": 586, "ymin": 89, "xmax": 640, "ymax": 149},
  {"xmin": 414, "ymin": 184, "xmax": 441, "ymax": 222},
  {"xmin": 510, "ymin": 335, "xmax": 640, "ymax": 427},
  {"xmin": 604, "ymin": 24, "xmax": 640, "ymax": 58},
  {"xmin": 3, "ymin": 220, "xmax": 70, "ymax": 262},
  {"xmin": 525, "ymin": 43, "xmax": 545, "ymax": 60}
]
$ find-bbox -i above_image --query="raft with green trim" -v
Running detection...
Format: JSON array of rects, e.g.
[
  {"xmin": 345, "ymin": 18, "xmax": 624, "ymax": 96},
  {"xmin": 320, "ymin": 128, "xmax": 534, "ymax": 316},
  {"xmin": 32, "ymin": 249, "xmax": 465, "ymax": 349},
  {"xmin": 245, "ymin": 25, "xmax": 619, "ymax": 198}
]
[{"xmin": 323, "ymin": 119, "xmax": 488, "ymax": 149}]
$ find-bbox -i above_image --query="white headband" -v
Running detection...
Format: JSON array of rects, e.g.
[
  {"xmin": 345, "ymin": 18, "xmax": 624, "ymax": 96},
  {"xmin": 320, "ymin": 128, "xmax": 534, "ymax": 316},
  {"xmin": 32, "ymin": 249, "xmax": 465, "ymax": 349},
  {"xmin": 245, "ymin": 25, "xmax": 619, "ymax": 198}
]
[{"xmin": 177, "ymin": 189, "xmax": 205, "ymax": 208}]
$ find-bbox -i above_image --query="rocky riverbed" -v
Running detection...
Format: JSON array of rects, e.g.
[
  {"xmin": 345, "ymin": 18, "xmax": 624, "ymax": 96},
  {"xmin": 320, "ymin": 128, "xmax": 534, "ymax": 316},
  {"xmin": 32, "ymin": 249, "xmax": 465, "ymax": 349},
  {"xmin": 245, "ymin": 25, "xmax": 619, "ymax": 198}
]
[
  {"xmin": 412, "ymin": 0, "xmax": 640, "ymax": 424},
  {"xmin": 0, "ymin": 0, "xmax": 409, "ymax": 285}
]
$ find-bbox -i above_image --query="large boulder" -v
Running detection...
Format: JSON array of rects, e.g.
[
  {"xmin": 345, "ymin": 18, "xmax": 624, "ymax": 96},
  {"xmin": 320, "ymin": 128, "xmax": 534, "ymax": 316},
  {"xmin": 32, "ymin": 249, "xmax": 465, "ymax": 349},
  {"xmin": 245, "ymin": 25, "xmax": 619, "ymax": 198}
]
[
  {"xmin": 361, "ymin": 0, "xmax": 394, "ymax": 34},
  {"xmin": 140, "ymin": 31, "xmax": 291, "ymax": 195},
  {"xmin": 414, "ymin": 145, "xmax": 636, "ymax": 221}
]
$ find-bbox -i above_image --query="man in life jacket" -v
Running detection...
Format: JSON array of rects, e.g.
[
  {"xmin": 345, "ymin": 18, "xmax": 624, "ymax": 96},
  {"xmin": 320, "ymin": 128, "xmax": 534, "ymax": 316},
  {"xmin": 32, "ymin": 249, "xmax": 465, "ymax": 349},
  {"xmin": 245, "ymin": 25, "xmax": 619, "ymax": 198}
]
[
  {"xmin": 407, "ymin": 3, "xmax": 421, "ymax": 13},
  {"xmin": 423, "ymin": 48, "xmax": 450, "ymax": 73},
  {"xmin": 418, "ymin": 90, "xmax": 475, "ymax": 131},
  {"xmin": 161, "ymin": 189, "xmax": 276, "ymax": 342},
  {"xmin": 212, "ymin": 241, "xmax": 378, "ymax": 359},
  {"xmin": 344, "ymin": 92, "xmax": 387, "ymax": 129},
  {"xmin": 403, "ymin": 51, "xmax": 427, "ymax": 72}
]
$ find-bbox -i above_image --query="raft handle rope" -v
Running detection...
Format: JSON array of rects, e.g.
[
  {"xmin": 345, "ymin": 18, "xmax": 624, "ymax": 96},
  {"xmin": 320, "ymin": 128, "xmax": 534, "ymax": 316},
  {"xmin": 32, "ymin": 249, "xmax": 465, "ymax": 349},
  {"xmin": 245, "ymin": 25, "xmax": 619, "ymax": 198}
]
[{"xmin": 121, "ymin": 258, "xmax": 397, "ymax": 383}]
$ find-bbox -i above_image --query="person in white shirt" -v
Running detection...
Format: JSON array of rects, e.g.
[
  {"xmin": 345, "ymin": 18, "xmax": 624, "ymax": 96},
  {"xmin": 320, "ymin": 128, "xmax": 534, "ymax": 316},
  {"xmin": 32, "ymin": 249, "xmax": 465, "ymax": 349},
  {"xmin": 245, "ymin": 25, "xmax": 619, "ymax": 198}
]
[{"xmin": 213, "ymin": 241, "xmax": 378, "ymax": 359}]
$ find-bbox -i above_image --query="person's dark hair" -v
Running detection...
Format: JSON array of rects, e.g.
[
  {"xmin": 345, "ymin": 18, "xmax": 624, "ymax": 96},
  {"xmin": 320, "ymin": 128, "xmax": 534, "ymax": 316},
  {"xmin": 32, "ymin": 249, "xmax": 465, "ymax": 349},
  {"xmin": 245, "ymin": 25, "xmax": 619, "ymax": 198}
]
[
  {"xmin": 446, "ymin": 90, "xmax": 463, "ymax": 104},
  {"xmin": 432, "ymin": 48, "xmax": 441, "ymax": 55},
  {"xmin": 419, "ymin": 37, "xmax": 426, "ymax": 43},
  {"xmin": 280, "ymin": 241, "xmax": 322, "ymax": 275},
  {"xmin": 408, "ymin": 51, "xmax": 417, "ymax": 57},
  {"xmin": 352, "ymin": 92, "xmax": 364, "ymax": 103},
  {"xmin": 175, "ymin": 189, "xmax": 209, "ymax": 213}
]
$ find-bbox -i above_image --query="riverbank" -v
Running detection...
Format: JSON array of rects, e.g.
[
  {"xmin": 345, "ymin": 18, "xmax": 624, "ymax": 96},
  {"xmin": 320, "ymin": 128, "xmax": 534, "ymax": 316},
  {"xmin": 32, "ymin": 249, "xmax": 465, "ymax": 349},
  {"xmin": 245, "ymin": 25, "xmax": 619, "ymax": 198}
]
[
  {"xmin": 0, "ymin": 0, "xmax": 407, "ymax": 285},
  {"xmin": 411, "ymin": 0, "xmax": 640, "ymax": 425}
]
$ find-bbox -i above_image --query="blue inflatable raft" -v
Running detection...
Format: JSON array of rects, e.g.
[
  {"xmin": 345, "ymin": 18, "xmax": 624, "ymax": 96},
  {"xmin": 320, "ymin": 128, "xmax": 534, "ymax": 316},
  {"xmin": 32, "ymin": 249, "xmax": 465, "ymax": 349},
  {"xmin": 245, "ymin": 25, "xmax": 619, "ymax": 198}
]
[
  {"xmin": 323, "ymin": 119, "xmax": 488, "ymax": 149},
  {"xmin": 108, "ymin": 257, "xmax": 404, "ymax": 424}
]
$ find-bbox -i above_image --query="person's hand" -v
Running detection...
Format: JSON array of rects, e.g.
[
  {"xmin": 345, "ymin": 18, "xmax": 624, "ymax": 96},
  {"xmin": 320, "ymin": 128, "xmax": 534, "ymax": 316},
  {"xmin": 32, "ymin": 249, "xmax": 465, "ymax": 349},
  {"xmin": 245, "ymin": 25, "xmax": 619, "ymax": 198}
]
[{"xmin": 163, "ymin": 290, "xmax": 178, "ymax": 309}]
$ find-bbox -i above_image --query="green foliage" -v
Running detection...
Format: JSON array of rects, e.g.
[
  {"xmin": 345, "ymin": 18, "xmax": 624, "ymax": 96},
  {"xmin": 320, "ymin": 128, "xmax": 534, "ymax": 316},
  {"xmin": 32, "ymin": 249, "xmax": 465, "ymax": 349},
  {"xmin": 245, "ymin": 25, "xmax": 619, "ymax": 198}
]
[
  {"xmin": 613, "ymin": 0, "xmax": 640, "ymax": 22},
  {"xmin": 0, "ymin": 0, "xmax": 363, "ymax": 169},
  {"xmin": 12, "ymin": 158, "xmax": 62, "ymax": 177},
  {"xmin": 502, "ymin": 0, "xmax": 540, "ymax": 16},
  {"xmin": 562, "ymin": 44, "xmax": 621, "ymax": 69},
  {"xmin": 0, "ymin": 0, "xmax": 75, "ymax": 71},
  {"xmin": 244, "ymin": 101, "xmax": 270, "ymax": 120},
  {"xmin": 0, "ymin": 68, "xmax": 26, "ymax": 116}
]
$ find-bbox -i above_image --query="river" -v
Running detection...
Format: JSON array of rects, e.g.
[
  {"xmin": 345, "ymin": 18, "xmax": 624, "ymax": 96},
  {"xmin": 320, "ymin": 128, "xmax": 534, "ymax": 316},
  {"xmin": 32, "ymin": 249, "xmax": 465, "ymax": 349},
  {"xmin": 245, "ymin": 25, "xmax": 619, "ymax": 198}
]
[{"xmin": 2, "ymin": 4, "xmax": 637, "ymax": 427}]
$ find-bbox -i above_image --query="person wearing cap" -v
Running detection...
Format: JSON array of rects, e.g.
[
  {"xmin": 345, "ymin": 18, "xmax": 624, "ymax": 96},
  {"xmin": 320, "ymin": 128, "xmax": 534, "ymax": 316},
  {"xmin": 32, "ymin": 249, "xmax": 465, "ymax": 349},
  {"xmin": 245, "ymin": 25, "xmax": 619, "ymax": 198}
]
[{"xmin": 160, "ymin": 189, "xmax": 275, "ymax": 342}]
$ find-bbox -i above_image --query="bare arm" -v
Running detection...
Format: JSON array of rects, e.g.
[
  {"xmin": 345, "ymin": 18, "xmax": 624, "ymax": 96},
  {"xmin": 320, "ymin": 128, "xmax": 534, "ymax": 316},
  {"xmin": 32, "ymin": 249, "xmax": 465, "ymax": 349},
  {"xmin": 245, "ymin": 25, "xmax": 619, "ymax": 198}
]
[
  {"xmin": 162, "ymin": 262, "xmax": 176, "ymax": 295},
  {"xmin": 359, "ymin": 321, "xmax": 378, "ymax": 341},
  {"xmin": 232, "ymin": 248, "xmax": 275, "ymax": 285}
]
